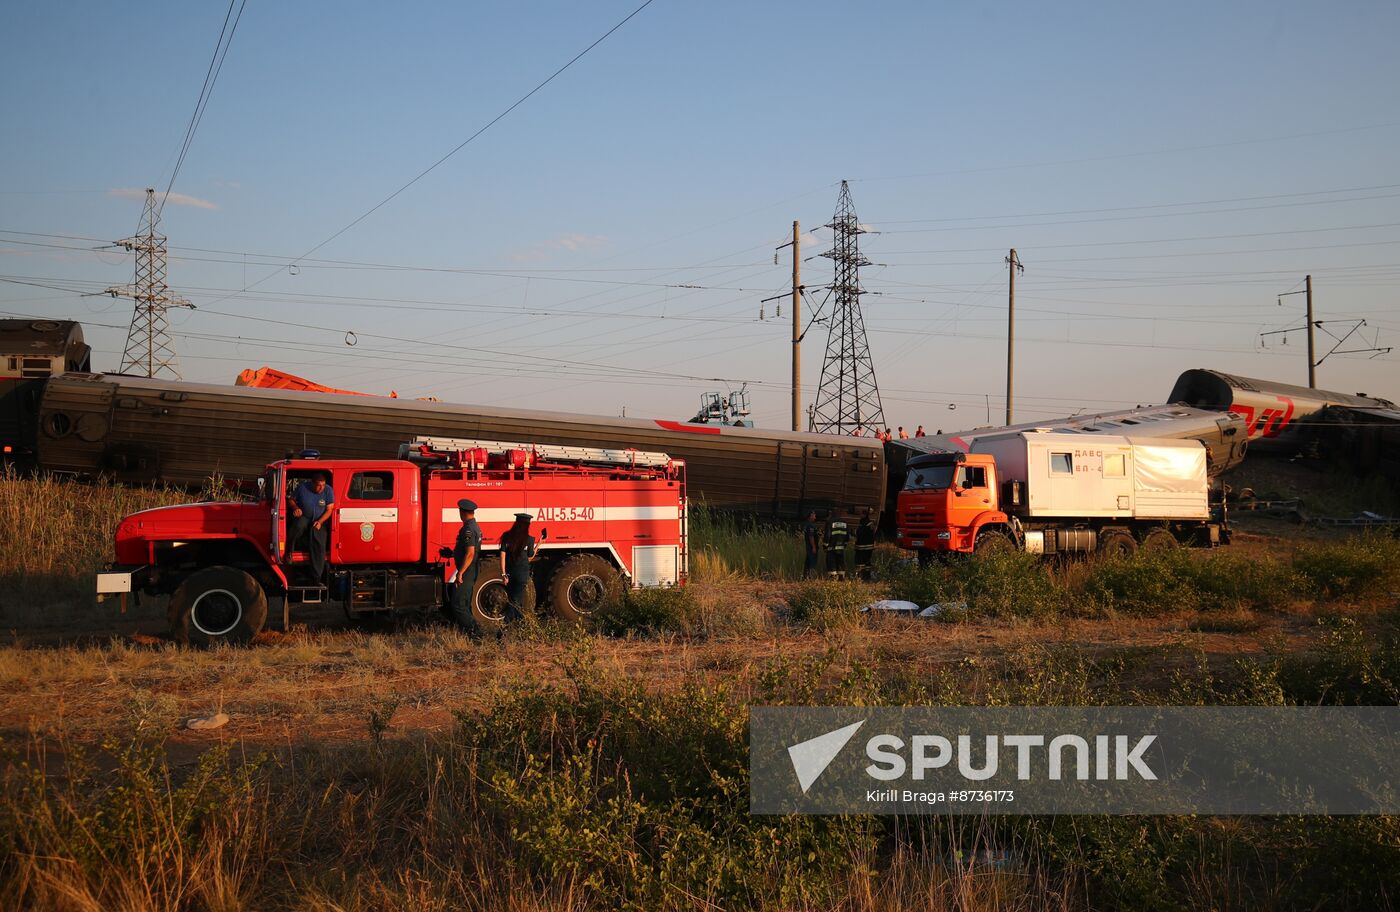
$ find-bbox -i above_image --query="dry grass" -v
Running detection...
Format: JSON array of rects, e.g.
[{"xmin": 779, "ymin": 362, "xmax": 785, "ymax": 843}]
[{"xmin": 4, "ymin": 474, "xmax": 1400, "ymax": 909}]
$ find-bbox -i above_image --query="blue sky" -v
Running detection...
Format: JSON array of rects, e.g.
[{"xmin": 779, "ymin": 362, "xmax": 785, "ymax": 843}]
[{"xmin": 3, "ymin": 1, "xmax": 1398, "ymax": 428}]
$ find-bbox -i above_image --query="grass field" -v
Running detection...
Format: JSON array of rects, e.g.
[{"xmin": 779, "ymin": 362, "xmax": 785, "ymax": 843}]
[{"xmin": 3, "ymin": 469, "xmax": 1400, "ymax": 910}]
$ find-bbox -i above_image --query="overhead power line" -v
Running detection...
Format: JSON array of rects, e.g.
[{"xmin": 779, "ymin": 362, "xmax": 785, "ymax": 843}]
[
  {"xmin": 203, "ymin": 0, "xmax": 658, "ymax": 312},
  {"xmin": 160, "ymin": 0, "xmax": 248, "ymax": 216}
]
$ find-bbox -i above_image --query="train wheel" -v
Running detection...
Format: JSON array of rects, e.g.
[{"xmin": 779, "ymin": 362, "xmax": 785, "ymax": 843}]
[
  {"xmin": 169, "ymin": 566, "xmax": 268, "ymax": 647},
  {"xmin": 472, "ymin": 565, "xmax": 536, "ymax": 632},
  {"xmin": 1140, "ymin": 528, "xmax": 1179, "ymax": 552},
  {"xmin": 549, "ymin": 554, "xmax": 622, "ymax": 623},
  {"xmin": 1097, "ymin": 530, "xmax": 1138, "ymax": 559}
]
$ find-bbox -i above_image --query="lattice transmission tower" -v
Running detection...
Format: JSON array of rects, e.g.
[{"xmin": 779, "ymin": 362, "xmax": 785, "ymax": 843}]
[
  {"xmin": 808, "ymin": 180, "xmax": 884, "ymax": 435},
  {"xmin": 106, "ymin": 188, "xmax": 194, "ymax": 378}
]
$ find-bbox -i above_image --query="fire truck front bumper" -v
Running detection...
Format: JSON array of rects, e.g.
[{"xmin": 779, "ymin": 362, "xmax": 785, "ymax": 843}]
[{"xmin": 96, "ymin": 566, "xmax": 149, "ymax": 603}]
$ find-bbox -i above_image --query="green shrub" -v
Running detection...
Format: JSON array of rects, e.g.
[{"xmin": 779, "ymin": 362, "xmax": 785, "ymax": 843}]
[
  {"xmin": 1291, "ymin": 534, "xmax": 1400, "ymax": 601},
  {"xmin": 1086, "ymin": 550, "xmax": 1199, "ymax": 614},
  {"xmin": 784, "ymin": 580, "xmax": 870, "ymax": 630},
  {"xmin": 888, "ymin": 552, "xmax": 1064, "ymax": 619},
  {"xmin": 591, "ymin": 585, "xmax": 700, "ymax": 637}
]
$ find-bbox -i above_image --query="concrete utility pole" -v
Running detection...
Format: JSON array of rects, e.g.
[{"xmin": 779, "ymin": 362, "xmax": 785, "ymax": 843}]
[
  {"xmin": 791, "ymin": 221, "xmax": 801, "ymax": 431},
  {"xmin": 1305, "ymin": 274, "xmax": 1316, "ymax": 388},
  {"xmin": 1005, "ymin": 248, "xmax": 1023, "ymax": 425}
]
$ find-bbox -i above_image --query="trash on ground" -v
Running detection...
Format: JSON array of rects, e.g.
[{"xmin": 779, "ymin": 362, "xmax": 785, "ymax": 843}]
[
  {"xmin": 860, "ymin": 600, "xmax": 967, "ymax": 618},
  {"xmin": 186, "ymin": 712, "xmax": 229, "ymax": 731}
]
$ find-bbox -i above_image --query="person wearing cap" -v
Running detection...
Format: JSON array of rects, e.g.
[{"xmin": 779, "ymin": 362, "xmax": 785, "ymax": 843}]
[
  {"xmin": 499, "ymin": 513, "xmax": 538, "ymax": 624},
  {"xmin": 289, "ymin": 472, "xmax": 334, "ymax": 581},
  {"xmin": 449, "ymin": 499, "xmax": 483, "ymax": 635}
]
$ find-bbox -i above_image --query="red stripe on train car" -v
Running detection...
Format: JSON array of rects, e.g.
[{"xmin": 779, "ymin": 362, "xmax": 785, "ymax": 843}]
[{"xmin": 653, "ymin": 420, "xmax": 722, "ymax": 435}]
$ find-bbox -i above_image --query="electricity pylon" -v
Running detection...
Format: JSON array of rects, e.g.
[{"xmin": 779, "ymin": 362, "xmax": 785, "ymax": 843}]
[
  {"xmin": 107, "ymin": 188, "xmax": 194, "ymax": 378},
  {"xmin": 809, "ymin": 180, "xmax": 884, "ymax": 435}
]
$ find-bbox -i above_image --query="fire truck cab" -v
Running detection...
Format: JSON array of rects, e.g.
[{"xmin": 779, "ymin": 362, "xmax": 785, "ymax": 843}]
[{"xmin": 97, "ymin": 437, "xmax": 687, "ymax": 644}]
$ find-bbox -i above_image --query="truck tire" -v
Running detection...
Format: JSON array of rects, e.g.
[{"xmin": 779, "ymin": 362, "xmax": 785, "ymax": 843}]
[
  {"xmin": 169, "ymin": 566, "xmax": 268, "ymax": 647},
  {"xmin": 549, "ymin": 553, "xmax": 622, "ymax": 623},
  {"xmin": 1140, "ymin": 528, "xmax": 1178, "ymax": 551},
  {"xmin": 472, "ymin": 565, "xmax": 536, "ymax": 632},
  {"xmin": 1097, "ymin": 530, "xmax": 1138, "ymax": 559},
  {"xmin": 972, "ymin": 528, "xmax": 1013, "ymax": 557}
]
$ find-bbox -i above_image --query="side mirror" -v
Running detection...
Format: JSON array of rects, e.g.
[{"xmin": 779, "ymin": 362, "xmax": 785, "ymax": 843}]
[
  {"xmin": 257, "ymin": 477, "xmax": 266, "ymax": 501},
  {"xmin": 539, "ymin": 528, "xmax": 549, "ymax": 542}
]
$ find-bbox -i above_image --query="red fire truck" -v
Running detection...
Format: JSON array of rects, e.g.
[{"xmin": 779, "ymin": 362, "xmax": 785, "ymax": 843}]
[{"xmin": 96, "ymin": 436, "xmax": 687, "ymax": 644}]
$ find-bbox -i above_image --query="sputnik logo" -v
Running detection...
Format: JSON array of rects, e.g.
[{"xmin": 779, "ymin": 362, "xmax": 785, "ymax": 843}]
[{"xmin": 787, "ymin": 720, "xmax": 865, "ymax": 793}]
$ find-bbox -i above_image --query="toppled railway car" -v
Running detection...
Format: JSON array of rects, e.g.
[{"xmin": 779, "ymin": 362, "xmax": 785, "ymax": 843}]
[
  {"xmin": 36, "ymin": 373, "xmax": 886, "ymax": 521},
  {"xmin": 1168, "ymin": 368, "xmax": 1398, "ymax": 455},
  {"xmin": 0, "ymin": 319, "xmax": 91, "ymax": 466}
]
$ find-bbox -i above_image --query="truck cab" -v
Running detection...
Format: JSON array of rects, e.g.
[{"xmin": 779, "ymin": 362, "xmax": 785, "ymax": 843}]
[{"xmin": 895, "ymin": 452, "xmax": 1007, "ymax": 554}]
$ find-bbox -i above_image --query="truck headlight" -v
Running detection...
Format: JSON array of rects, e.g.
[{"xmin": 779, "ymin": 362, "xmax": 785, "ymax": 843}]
[{"xmin": 936, "ymin": 531, "xmax": 951, "ymax": 540}]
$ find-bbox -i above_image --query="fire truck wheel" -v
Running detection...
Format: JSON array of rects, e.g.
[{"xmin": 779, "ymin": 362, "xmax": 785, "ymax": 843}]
[
  {"xmin": 1097, "ymin": 530, "xmax": 1138, "ymax": 559},
  {"xmin": 471, "ymin": 566, "xmax": 536, "ymax": 631},
  {"xmin": 168, "ymin": 566, "xmax": 268, "ymax": 647},
  {"xmin": 549, "ymin": 554, "xmax": 622, "ymax": 623},
  {"xmin": 1139, "ymin": 528, "xmax": 1179, "ymax": 551}
]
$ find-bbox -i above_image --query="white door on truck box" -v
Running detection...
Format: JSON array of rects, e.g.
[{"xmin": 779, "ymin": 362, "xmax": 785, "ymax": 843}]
[{"xmin": 632, "ymin": 545, "xmax": 680, "ymax": 586}]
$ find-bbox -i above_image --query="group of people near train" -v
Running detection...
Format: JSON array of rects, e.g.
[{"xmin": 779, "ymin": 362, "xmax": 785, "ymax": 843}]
[
  {"xmin": 849, "ymin": 424, "xmax": 929, "ymax": 441},
  {"xmin": 803, "ymin": 507, "xmax": 877, "ymax": 581}
]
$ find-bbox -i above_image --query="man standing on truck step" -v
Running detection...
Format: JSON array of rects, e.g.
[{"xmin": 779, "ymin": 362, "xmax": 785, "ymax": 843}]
[
  {"xmin": 450, "ymin": 499, "xmax": 484, "ymax": 637},
  {"xmin": 853, "ymin": 508, "xmax": 877, "ymax": 581},
  {"xmin": 824, "ymin": 512, "xmax": 850, "ymax": 580},
  {"xmin": 290, "ymin": 472, "xmax": 334, "ymax": 582},
  {"xmin": 802, "ymin": 510, "xmax": 821, "ymax": 578},
  {"xmin": 499, "ymin": 513, "xmax": 537, "ymax": 624}
]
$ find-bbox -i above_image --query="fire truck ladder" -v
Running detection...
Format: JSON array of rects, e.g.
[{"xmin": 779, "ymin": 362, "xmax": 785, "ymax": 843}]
[{"xmin": 403, "ymin": 436, "xmax": 675, "ymax": 469}]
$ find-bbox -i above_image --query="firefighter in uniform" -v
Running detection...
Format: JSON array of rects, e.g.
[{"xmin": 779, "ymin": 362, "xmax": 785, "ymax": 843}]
[
  {"xmin": 499, "ymin": 512, "xmax": 538, "ymax": 624},
  {"xmin": 824, "ymin": 513, "xmax": 850, "ymax": 579},
  {"xmin": 449, "ymin": 499, "xmax": 483, "ymax": 636},
  {"xmin": 853, "ymin": 508, "xmax": 876, "ymax": 581}
]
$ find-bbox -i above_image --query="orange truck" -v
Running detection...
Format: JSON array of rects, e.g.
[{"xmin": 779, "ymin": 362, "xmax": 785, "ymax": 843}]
[{"xmin": 895, "ymin": 431, "xmax": 1229, "ymax": 559}]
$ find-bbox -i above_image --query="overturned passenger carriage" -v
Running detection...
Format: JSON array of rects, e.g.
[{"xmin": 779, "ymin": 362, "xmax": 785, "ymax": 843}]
[{"xmin": 36, "ymin": 373, "xmax": 886, "ymax": 521}]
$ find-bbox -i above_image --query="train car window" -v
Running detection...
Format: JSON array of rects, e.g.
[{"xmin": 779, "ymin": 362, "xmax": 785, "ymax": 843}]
[
  {"xmin": 21, "ymin": 357, "xmax": 53, "ymax": 378},
  {"xmin": 1104, "ymin": 454, "xmax": 1126, "ymax": 477},
  {"xmin": 348, "ymin": 471, "xmax": 394, "ymax": 501},
  {"xmin": 1050, "ymin": 452, "xmax": 1074, "ymax": 475}
]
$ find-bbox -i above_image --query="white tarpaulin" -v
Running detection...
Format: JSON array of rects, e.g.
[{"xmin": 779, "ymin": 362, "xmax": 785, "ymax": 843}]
[
  {"xmin": 1133, "ymin": 443, "xmax": 1207, "ymax": 493},
  {"xmin": 1132, "ymin": 441, "xmax": 1209, "ymax": 520}
]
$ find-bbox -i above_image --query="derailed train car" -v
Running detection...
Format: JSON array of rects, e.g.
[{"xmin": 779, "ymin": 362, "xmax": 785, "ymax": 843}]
[
  {"xmin": 0, "ymin": 319, "xmax": 91, "ymax": 466},
  {"xmin": 36, "ymin": 373, "xmax": 886, "ymax": 520},
  {"xmin": 1170, "ymin": 368, "xmax": 1400, "ymax": 471}
]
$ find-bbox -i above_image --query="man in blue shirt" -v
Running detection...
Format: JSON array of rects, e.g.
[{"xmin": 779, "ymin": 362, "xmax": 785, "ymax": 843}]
[
  {"xmin": 290, "ymin": 472, "xmax": 334, "ymax": 580},
  {"xmin": 449, "ymin": 498, "xmax": 483, "ymax": 637}
]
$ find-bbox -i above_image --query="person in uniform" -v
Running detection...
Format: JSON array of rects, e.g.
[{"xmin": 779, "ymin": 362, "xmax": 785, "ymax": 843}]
[
  {"xmin": 802, "ymin": 510, "xmax": 821, "ymax": 578},
  {"xmin": 289, "ymin": 472, "xmax": 334, "ymax": 581},
  {"xmin": 824, "ymin": 512, "xmax": 850, "ymax": 580},
  {"xmin": 853, "ymin": 508, "xmax": 877, "ymax": 581},
  {"xmin": 449, "ymin": 499, "xmax": 483, "ymax": 636},
  {"xmin": 499, "ymin": 513, "xmax": 538, "ymax": 624}
]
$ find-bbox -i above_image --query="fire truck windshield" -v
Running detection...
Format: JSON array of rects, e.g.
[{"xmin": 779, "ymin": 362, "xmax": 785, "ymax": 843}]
[{"xmin": 903, "ymin": 464, "xmax": 956, "ymax": 491}]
